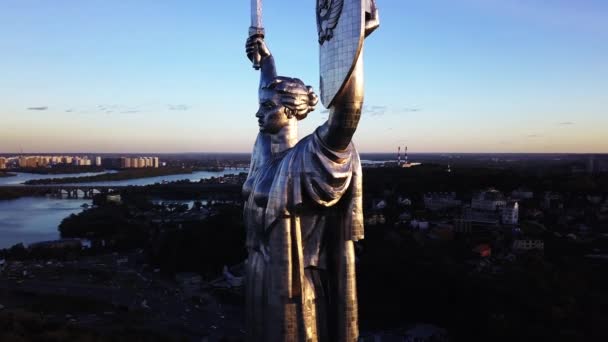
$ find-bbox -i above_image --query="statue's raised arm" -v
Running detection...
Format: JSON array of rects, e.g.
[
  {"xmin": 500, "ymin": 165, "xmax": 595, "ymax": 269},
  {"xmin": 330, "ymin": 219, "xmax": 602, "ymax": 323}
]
[
  {"xmin": 246, "ymin": 36, "xmax": 277, "ymax": 90},
  {"xmin": 317, "ymin": 0, "xmax": 379, "ymax": 151}
]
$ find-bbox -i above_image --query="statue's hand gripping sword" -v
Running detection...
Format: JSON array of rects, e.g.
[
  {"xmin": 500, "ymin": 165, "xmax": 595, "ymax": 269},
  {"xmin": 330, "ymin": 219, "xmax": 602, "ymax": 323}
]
[{"xmin": 249, "ymin": 0, "xmax": 265, "ymax": 70}]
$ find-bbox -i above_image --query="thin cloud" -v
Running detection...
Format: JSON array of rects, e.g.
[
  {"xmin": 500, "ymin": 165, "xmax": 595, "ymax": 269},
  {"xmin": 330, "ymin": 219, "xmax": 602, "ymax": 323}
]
[
  {"xmin": 526, "ymin": 134, "xmax": 542, "ymax": 138},
  {"xmin": 27, "ymin": 106, "xmax": 48, "ymax": 111},
  {"xmin": 363, "ymin": 105, "xmax": 421, "ymax": 117},
  {"xmin": 558, "ymin": 121, "xmax": 575, "ymax": 125},
  {"xmin": 65, "ymin": 105, "xmax": 141, "ymax": 114},
  {"xmin": 364, "ymin": 105, "xmax": 388, "ymax": 117},
  {"xmin": 168, "ymin": 104, "xmax": 190, "ymax": 111},
  {"xmin": 397, "ymin": 107, "xmax": 422, "ymax": 113}
]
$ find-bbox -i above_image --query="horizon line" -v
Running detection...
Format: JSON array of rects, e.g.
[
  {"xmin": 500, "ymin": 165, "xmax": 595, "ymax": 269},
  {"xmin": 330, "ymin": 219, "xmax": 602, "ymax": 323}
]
[{"xmin": 1, "ymin": 151, "xmax": 607, "ymax": 156}]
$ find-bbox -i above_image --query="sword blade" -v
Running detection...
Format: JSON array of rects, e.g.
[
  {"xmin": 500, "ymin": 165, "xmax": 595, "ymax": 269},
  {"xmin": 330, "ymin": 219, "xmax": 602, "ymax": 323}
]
[{"xmin": 251, "ymin": 0, "xmax": 263, "ymax": 29}]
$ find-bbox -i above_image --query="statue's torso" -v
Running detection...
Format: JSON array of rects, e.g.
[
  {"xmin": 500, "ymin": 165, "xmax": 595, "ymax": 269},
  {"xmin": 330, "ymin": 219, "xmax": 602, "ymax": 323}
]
[{"xmin": 243, "ymin": 137, "xmax": 335, "ymax": 269}]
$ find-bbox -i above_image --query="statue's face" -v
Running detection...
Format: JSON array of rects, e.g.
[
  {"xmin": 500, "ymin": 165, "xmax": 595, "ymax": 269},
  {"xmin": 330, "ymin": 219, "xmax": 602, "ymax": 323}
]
[{"xmin": 257, "ymin": 90, "xmax": 289, "ymax": 134}]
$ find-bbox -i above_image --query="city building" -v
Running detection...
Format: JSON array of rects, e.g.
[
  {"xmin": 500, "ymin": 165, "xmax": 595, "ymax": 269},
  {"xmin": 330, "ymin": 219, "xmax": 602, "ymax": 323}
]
[
  {"xmin": 12, "ymin": 155, "xmax": 101, "ymax": 168},
  {"xmin": 462, "ymin": 206, "xmax": 500, "ymax": 226},
  {"xmin": 511, "ymin": 188, "xmax": 534, "ymax": 200},
  {"xmin": 424, "ymin": 192, "xmax": 462, "ymax": 211},
  {"xmin": 501, "ymin": 201, "xmax": 519, "ymax": 225},
  {"xmin": 119, "ymin": 156, "xmax": 160, "ymax": 169},
  {"xmin": 18, "ymin": 156, "xmax": 27, "ymax": 168},
  {"xmin": 512, "ymin": 239, "xmax": 544, "ymax": 253},
  {"xmin": 95, "ymin": 156, "xmax": 102, "ymax": 166},
  {"xmin": 0, "ymin": 157, "xmax": 6, "ymax": 170},
  {"xmin": 472, "ymin": 189, "xmax": 506, "ymax": 211}
]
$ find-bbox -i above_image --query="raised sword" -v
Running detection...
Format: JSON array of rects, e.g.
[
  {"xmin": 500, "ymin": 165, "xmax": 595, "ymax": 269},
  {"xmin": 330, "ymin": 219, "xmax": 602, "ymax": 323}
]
[{"xmin": 249, "ymin": 0, "xmax": 265, "ymax": 70}]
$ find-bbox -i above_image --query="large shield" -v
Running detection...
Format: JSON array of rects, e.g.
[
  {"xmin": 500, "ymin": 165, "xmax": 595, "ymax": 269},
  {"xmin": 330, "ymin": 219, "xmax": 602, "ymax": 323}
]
[{"xmin": 318, "ymin": 0, "xmax": 365, "ymax": 108}]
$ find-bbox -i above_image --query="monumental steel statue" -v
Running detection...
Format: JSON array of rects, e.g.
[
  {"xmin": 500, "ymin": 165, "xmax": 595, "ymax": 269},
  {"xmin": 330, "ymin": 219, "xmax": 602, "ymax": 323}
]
[{"xmin": 243, "ymin": 0, "xmax": 379, "ymax": 341}]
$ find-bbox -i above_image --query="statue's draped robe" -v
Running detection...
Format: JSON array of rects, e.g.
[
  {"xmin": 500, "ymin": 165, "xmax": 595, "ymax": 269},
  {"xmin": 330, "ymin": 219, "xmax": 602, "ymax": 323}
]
[{"xmin": 243, "ymin": 129, "xmax": 363, "ymax": 342}]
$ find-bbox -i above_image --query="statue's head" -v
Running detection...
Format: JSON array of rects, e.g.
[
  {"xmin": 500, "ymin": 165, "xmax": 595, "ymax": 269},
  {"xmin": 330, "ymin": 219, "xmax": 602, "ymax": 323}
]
[{"xmin": 257, "ymin": 76, "xmax": 319, "ymax": 134}]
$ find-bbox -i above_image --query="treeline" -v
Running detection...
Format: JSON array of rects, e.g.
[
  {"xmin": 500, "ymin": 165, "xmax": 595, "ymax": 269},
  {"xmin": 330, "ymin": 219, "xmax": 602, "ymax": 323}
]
[
  {"xmin": 124, "ymin": 182, "xmax": 243, "ymax": 201},
  {"xmin": 0, "ymin": 187, "xmax": 50, "ymax": 200},
  {"xmin": 57, "ymin": 195, "xmax": 246, "ymax": 277},
  {"xmin": 24, "ymin": 167, "xmax": 194, "ymax": 185},
  {"xmin": 59, "ymin": 202, "xmax": 150, "ymax": 250},
  {"xmin": 363, "ymin": 164, "xmax": 608, "ymax": 199},
  {"xmin": 12, "ymin": 166, "xmax": 105, "ymax": 174},
  {"xmin": 147, "ymin": 204, "xmax": 246, "ymax": 276}
]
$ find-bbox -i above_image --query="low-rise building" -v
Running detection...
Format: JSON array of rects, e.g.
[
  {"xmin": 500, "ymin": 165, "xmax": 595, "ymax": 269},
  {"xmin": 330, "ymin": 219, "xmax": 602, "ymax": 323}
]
[
  {"xmin": 472, "ymin": 189, "xmax": 506, "ymax": 211},
  {"xmin": 511, "ymin": 188, "xmax": 534, "ymax": 200},
  {"xmin": 410, "ymin": 220, "xmax": 429, "ymax": 230},
  {"xmin": 512, "ymin": 239, "xmax": 544, "ymax": 253},
  {"xmin": 424, "ymin": 192, "xmax": 462, "ymax": 211}
]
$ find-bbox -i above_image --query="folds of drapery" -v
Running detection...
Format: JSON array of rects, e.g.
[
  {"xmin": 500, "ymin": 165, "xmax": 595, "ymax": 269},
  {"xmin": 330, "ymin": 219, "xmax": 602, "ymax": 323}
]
[
  {"xmin": 244, "ymin": 129, "xmax": 363, "ymax": 342},
  {"xmin": 263, "ymin": 128, "xmax": 364, "ymax": 242}
]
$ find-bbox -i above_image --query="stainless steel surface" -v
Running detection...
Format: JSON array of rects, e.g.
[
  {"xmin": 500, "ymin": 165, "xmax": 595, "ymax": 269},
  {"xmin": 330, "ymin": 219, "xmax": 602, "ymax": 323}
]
[
  {"xmin": 243, "ymin": 1, "xmax": 378, "ymax": 341},
  {"xmin": 249, "ymin": 0, "xmax": 265, "ymax": 69},
  {"xmin": 318, "ymin": 0, "xmax": 364, "ymax": 108},
  {"xmin": 251, "ymin": 0, "xmax": 263, "ymax": 29},
  {"xmin": 317, "ymin": 0, "xmax": 344, "ymax": 44}
]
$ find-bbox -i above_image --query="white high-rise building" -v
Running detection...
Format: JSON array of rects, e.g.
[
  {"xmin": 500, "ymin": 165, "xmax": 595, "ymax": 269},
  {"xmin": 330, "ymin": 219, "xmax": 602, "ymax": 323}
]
[{"xmin": 501, "ymin": 202, "xmax": 519, "ymax": 225}]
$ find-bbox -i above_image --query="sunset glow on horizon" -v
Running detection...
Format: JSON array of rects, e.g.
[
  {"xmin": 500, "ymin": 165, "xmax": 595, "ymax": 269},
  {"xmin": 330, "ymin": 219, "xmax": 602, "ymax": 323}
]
[{"xmin": 1, "ymin": 0, "xmax": 606, "ymax": 153}]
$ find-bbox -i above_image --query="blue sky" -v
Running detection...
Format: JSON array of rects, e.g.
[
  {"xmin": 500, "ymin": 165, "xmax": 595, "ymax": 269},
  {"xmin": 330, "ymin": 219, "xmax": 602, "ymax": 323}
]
[{"xmin": 1, "ymin": 0, "xmax": 606, "ymax": 153}]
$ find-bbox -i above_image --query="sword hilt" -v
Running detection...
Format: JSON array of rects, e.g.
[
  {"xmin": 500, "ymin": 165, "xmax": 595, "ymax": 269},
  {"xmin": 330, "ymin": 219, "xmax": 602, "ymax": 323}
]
[{"xmin": 248, "ymin": 27, "xmax": 265, "ymax": 70}]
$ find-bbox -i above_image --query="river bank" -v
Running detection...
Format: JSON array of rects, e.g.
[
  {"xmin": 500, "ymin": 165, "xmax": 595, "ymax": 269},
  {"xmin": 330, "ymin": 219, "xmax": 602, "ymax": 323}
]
[
  {"xmin": 11, "ymin": 166, "xmax": 105, "ymax": 174},
  {"xmin": 0, "ymin": 172, "xmax": 17, "ymax": 178},
  {"xmin": 24, "ymin": 167, "xmax": 195, "ymax": 185}
]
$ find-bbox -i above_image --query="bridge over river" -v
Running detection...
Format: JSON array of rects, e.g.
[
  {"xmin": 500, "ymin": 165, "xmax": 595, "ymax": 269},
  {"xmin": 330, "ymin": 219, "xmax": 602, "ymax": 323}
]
[{"xmin": 1, "ymin": 185, "xmax": 122, "ymax": 198}]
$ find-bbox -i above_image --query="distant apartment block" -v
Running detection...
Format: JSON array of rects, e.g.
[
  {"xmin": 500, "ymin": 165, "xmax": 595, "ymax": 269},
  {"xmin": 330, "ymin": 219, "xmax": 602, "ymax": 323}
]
[
  {"xmin": 120, "ymin": 157, "xmax": 160, "ymax": 169},
  {"xmin": 424, "ymin": 192, "xmax": 462, "ymax": 211},
  {"xmin": 0, "ymin": 157, "xmax": 6, "ymax": 169},
  {"xmin": 14, "ymin": 155, "xmax": 100, "ymax": 168}
]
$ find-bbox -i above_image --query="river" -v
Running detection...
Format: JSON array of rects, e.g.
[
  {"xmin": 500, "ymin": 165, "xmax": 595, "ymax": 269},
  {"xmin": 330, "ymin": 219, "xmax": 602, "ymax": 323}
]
[
  {"xmin": 0, "ymin": 197, "xmax": 90, "ymax": 249},
  {"xmin": 59, "ymin": 168, "xmax": 248, "ymax": 186},
  {"xmin": 0, "ymin": 168, "xmax": 248, "ymax": 249}
]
